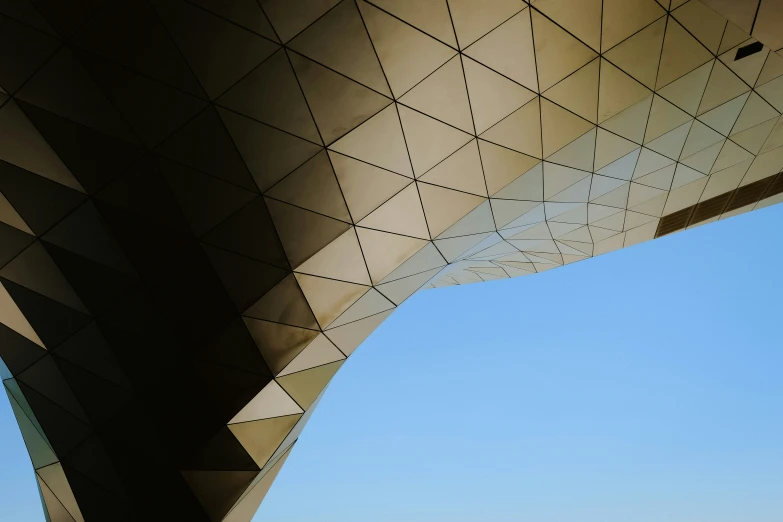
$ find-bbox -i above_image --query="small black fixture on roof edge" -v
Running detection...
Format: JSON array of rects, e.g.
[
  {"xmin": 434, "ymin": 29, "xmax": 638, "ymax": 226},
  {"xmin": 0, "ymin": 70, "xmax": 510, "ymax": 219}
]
[{"xmin": 735, "ymin": 41, "xmax": 764, "ymax": 61}]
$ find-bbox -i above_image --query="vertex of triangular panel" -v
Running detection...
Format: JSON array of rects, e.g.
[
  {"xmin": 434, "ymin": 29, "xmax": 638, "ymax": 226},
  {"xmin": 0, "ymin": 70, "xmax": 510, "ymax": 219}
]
[
  {"xmin": 589, "ymin": 225, "xmax": 621, "ymax": 242},
  {"xmin": 543, "ymin": 162, "xmax": 591, "ymax": 200},
  {"xmin": 502, "ymin": 203, "xmax": 546, "ymax": 230},
  {"xmin": 201, "ymin": 197, "xmax": 289, "ymax": 269},
  {"xmin": 594, "ymin": 129, "xmax": 639, "ymax": 171},
  {"xmin": 681, "ymin": 120, "xmax": 725, "ymax": 159},
  {"xmin": 600, "ymin": 95, "xmax": 653, "ymax": 145},
  {"xmin": 531, "ymin": 0, "xmax": 602, "ymax": 51},
  {"xmin": 627, "ymin": 182, "xmax": 667, "ymax": 213},
  {"xmin": 462, "ymin": 9, "xmax": 538, "ymax": 92},
  {"xmin": 228, "ymin": 414, "xmax": 301, "ymax": 468},
  {"xmin": 287, "ymin": 51, "xmax": 390, "ymax": 145},
  {"xmin": 358, "ymin": 183, "xmax": 430, "ymax": 239},
  {"xmin": 379, "ymin": 243, "xmax": 446, "ymax": 284},
  {"xmin": 0, "ymin": 102, "xmax": 83, "ymax": 193},
  {"xmin": 399, "ymin": 56, "xmax": 473, "ymax": 133},
  {"xmin": 478, "ymin": 139, "xmax": 541, "ymax": 196},
  {"xmin": 671, "ymin": 0, "xmax": 727, "ymax": 54},
  {"xmin": 543, "ymin": 59, "xmax": 599, "ymax": 124},
  {"xmin": 369, "ymin": 0, "xmax": 457, "ymax": 47},
  {"xmin": 357, "ymin": 0, "xmax": 455, "ymax": 97},
  {"xmin": 155, "ymin": 107, "xmax": 257, "ymax": 191},
  {"xmin": 671, "ymin": 163, "xmax": 706, "ymax": 189},
  {"xmin": 589, "ymin": 174, "xmax": 628, "ymax": 201},
  {"xmin": 490, "ymin": 200, "xmax": 542, "ymax": 229},
  {"xmin": 15, "ymin": 49, "xmax": 137, "ymax": 143},
  {"xmin": 328, "ymin": 288, "xmax": 395, "ymax": 328},
  {"xmin": 601, "ymin": 0, "xmax": 666, "ymax": 52},
  {"xmin": 419, "ymin": 140, "xmax": 487, "ymax": 196},
  {"xmin": 37, "ymin": 463, "xmax": 84, "ymax": 522},
  {"xmin": 216, "ymin": 50, "xmax": 318, "ymax": 143},
  {"xmin": 757, "ymin": 51, "xmax": 783, "ymax": 86},
  {"xmin": 656, "ymin": 61, "xmax": 713, "ymax": 116},
  {"xmin": 719, "ymin": 39, "xmax": 769, "ymax": 87},
  {"xmin": 597, "ymin": 148, "xmax": 641, "ymax": 181},
  {"xmin": 437, "ymin": 201, "xmax": 496, "ymax": 239},
  {"xmin": 730, "ymin": 118, "xmax": 777, "ymax": 154},
  {"xmin": 588, "ymin": 206, "xmax": 625, "ymax": 230},
  {"xmin": 741, "ymin": 145, "xmax": 783, "ymax": 185},
  {"xmin": 243, "ymin": 274, "xmax": 318, "ymax": 330},
  {"xmin": 662, "ymin": 176, "xmax": 708, "ymax": 214},
  {"xmin": 597, "ymin": 59, "xmax": 652, "ymax": 125},
  {"xmin": 262, "ymin": 0, "xmax": 340, "ymax": 42},
  {"xmin": 711, "ymin": 139, "xmax": 754, "ymax": 172},
  {"xmin": 480, "ymin": 98, "xmax": 542, "ymax": 158},
  {"xmin": 603, "ymin": 17, "xmax": 665, "ymax": 90},
  {"xmin": 42, "ymin": 202, "xmax": 134, "ymax": 274},
  {"xmin": 644, "ymin": 95, "xmax": 693, "ymax": 143},
  {"xmin": 229, "ymin": 381, "xmax": 302, "ymax": 424},
  {"xmin": 185, "ymin": 0, "xmax": 276, "ymax": 39},
  {"xmin": 680, "ymin": 141, "xmax": 723, "ymax": 173},
  {"xmin": 448, "ymin": 0, "xmax": 525, "ymax": 50},
  {"xmin": 494, "ymin": 163, "xmax": 544, "ymax": 201},
  {"xmin": 375, "ymin": 267, "xmax": 442, "ymax": 305},
  {"xmin": 462, "ymin": 56, "xmax": 537, "ymax": 134},
  {"xmin": 548, "ymin": 177, "xmax": 591, "ymax": 203},
  {"xmin": 646, "ymin": 121, "xmax": 693, "ymax": 160},
  {"xmin": 760, "ymin": 117, "xmax": 783, "ymax": 154},
  {"xmin": 397, "ymin": 105, "xmax": 473, "ymax": 176},
  {"xmin": 540, "ymin": 98, "xmax": 596, "ymax": 158},
  {"xmin": 329, "ymin": 104, "xmax": 413, "ymax": 177},
  {"xmin": 324, "ymin": 312, "xmax": 392, "ymax": 356},
  {"xmin": 243, "ymin": 317, "xmax": 318, "ymax": 375},
  {"xmin": 697, "ymin": 60, "xmax": 751, "ymax": 116},
  {"xmin": 434, "ymin": 233, "xmax": 494, "ymax": 262},
  {"xmin": 624, "ymin": 210, "xmax": 657, "ymax": 230},
  {"xmin": 0, "ymin": 191, "xmax": 33, "ymax": 234},
  {"xmin": 701, "ymin": 160, "xmax": 749, "ymax": 199},
  {"xmin": 278, "ymin": 335, "xmax": 345, "ymax": 377},
  {"xmin": 329, "ymin": 151, "xmax": 411, "ymax": 222},
  {"xmin": 355, "ymin": 227, "xmax": 428, "ymax": 284},
  {"xmin": 697, "ymin": 93, "xmax": 749, "ymax": 135},
  {"xmin": 756, "ymin": 76, "xmax": 783, "ymax": 113},
  {"xmin": 294, "ymin": 273, "xmax": 369, "ymax": 329},
  {"xmin": 6, "ymin": 390, "xmax": 55, "ymax": 468},
  {"xmin": 288, "ymin": 0, "xmax": 390, "ymax": 96},
  {"xmin": 730, "ymin": 93, "xmax": 780, "ymax": 136},
  {"xmin": 546, "ymin": 128, "xmax": 596, "ymax": 172},
  {"xmin": 265, "ymin": 151, "xmax": 350, "ymax": 222},
  {"xmin": 217, "ymin": 108, "xmax": 322, "ymax": 192},
  {"xmin": 266, "ymin": 198, "xmax": 351, "ymax": 268},
  {"xmin": 418, "ymin": 182, "xmax": 486, "ymax": 238},
  {"xmin": 718, "ymin": 22, "xmax": 750, "ymax": 54},
  {"xmin": 635, "ymin": 164, "xmax": 676, "ymax": 189},
  {"xmin": 154, "ymin": 0, "xmax": 279, "ymax": 99},
  {"xmin": 656, "ymin": 18, "xmax": 713, "ymax": 90},
  {"xmin": 557, "ymin": 240, "xmax": 592, "ymax": 256},
  {"xmin": 558, "ymin": 225, "xmax": 593, "ymax": 243},
  {"xmin": 295, "ymin": 228, "xmax": 371, "ymax": 285},
  {"xmin": 0, "ymin": 281, "xmax": 44, "ymax": 348},
  {"xmin": 531, "ymin": 9, "xmax": 598, "ymax": 92},
  {"xmin": 0, "ymin": 242, "xmax": 88, "ymax": 314}
]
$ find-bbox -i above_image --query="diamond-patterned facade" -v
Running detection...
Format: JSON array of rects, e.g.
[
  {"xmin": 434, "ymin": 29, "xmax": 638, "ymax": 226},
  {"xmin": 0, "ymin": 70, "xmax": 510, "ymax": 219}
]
[{"xmin": 1, "ymin": 1, "xmax": 782, "ymax": 520}]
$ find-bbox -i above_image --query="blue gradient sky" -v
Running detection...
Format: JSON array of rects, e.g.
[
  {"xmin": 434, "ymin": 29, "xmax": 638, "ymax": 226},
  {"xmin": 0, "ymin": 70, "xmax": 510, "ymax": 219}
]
[{"xmin": 2, "ymin": 204, "xmax": 782, "ymax": 522}]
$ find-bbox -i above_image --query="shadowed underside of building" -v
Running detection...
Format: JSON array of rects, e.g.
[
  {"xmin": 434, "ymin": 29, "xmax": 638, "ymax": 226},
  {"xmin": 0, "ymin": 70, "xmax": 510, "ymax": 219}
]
[{"xmin": 0, "ymin": 0, "xmax": 781, "ymax": 520}]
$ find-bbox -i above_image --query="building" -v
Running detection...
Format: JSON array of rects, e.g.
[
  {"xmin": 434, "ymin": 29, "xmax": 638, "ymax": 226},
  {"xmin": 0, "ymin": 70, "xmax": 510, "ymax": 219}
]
[{"xmin": 0, "ymin": 1, "xmax": 781, "ymax": 520}]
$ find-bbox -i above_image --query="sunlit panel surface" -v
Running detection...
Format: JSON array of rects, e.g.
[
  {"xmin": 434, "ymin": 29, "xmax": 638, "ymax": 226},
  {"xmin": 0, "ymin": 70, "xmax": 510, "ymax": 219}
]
[{"xmin": 0, "ymin": 1, "xmax": 781, "ymax": 520}]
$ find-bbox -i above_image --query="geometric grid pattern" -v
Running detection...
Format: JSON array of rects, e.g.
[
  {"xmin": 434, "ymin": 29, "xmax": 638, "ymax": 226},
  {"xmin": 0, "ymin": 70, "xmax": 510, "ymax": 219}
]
[{"xmin": 0, "ymin": 1, "xmax": 781, "ymax": 521}]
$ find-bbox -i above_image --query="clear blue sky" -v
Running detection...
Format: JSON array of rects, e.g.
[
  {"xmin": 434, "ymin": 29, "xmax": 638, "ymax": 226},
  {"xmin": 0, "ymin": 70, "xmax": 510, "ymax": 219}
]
[{"xmin": 2, "ymin": 204, "xmax": 782, "ymax": 522}]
